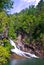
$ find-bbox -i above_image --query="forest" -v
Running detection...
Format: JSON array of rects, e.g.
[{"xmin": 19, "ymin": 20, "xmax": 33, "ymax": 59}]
[{"xmin": 0, "ymin": 0, "xmax": 44, "ymax": 65}]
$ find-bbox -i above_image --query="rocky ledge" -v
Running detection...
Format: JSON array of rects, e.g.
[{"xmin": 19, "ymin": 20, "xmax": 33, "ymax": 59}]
[{"xmin": 15, "ymin": 40, "xmax": 44, "ymax": 59}]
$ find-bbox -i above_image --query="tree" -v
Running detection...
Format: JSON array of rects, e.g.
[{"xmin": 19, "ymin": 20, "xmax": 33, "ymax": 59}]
[
  {"xmin": 37, "ymin": 0, "xmax": 44, "ymax": 10},
  {"xmin": 0, "ymin": 11, "xmax": 9, "ymax": 33},
  {"xmin": 0, "ymin": 0, "xmax": 13, "ymax": 11},
  {"xmin": 8, "ymin": 15, "xmax": 16, "ymax": 39}
]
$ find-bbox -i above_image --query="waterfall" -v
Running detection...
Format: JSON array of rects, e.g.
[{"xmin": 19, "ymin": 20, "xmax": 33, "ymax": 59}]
[
  {"xmin": 9, "ymin": 39, "xmax": 39, "ymax": 58},
  {"xmin": 9, "ymin": 39, "xmax": 16, "ymax": 48}
]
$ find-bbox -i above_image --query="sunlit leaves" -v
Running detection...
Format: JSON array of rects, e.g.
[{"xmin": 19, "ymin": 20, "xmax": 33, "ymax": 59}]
[
  {"xmin": 0, "ymin": 11, "xmax": 9, "ymax": 32},
  {"xmin": 0, "ymin": 46, "xmax": 10, "ymax": 64}
]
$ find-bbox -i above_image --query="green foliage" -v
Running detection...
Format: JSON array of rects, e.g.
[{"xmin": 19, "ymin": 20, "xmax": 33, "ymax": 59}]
[
  {"xmin": 0, "ymin": 0, "xmax": 44, "ymax": 64},
  {"xmin": 0, "ymin": 0, "xmax": 13, "ymax": 11},
  {"xmin": 10, "ymin": 0, "xmax": 44, "ymax": 44},
  {"xmin": 8, "ymin": 15, "xmax": 17, "ymax": 39},
  {"xmin": 0, "ymin": 11, "xmax": 9, "ymax": 33},
  {"xmin": 0, "ymin": 11, "xmax": 13, "ymax": 65},
  {"xmin": 0, "ymin": 46, "xmax": 10, "ymax": 65},
  {"xmin": 37, "ymin": 0, "xmax": 44, "ymax": 10},
  {"xmin": 3, "ymin": 38, "xmax": 12, "ymax": 50},
  {"xmin": 0, "ymin": 0, "xmax": 44, "ymax": 43}
]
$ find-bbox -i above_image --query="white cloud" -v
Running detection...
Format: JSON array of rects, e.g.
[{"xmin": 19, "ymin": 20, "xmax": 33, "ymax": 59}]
[
  {"xmin": 21, "ymin": 0, "xmax": 35, "ymax": 2},
  {"xmin": 21, "ymin": 0, "xmax": 40, "ymax": 6}
]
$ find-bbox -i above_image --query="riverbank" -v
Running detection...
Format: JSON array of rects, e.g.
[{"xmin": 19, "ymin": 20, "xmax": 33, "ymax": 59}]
[{"xmin": 10, "ymin": 53, "xmax": 28, "ymax": 59}]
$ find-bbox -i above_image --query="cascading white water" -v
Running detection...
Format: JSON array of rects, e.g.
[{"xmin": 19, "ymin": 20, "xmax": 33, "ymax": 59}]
[{"xmin": 9, "ymin": 39, "xmax": 39, "ymax": 58}]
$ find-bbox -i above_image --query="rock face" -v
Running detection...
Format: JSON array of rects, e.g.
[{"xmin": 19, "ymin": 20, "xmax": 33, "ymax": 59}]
[{"xmin": 15, "ymin": 35, "xmax": 44, "ymax": 59}]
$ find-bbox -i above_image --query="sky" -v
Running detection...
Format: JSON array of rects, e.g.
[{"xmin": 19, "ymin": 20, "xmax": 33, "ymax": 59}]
[{"xmin": 9, "ymin": 0, "xmax": 40, "ymax": 14}]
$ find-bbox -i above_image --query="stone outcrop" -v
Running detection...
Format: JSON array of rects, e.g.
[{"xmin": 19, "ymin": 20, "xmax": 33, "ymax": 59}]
[{"xmin": 15, "ymin": 35, "xmax": 44, "ymax": 59}]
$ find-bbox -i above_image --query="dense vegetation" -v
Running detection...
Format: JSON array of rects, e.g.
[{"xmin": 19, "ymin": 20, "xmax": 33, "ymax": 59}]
[
  {"xmin": 0, "ymin": 0, "xmax": 44, "ymax": 64},
  {"xmin": 0, "ymin": 0, "xmax": 13, "ymax": 64},
  {"xmin": 8, "ymin": 0, "xmax": 44, "ymax": 44}
]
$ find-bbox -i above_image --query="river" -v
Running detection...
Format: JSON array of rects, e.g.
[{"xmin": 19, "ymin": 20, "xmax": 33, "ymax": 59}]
[
  {"xmin": 10, "ymin": 58, "xmax": 44, "ymax": 65},
  {"xmin": 4, "ymin": 58, "xmax": 44, "ymax": 65}
]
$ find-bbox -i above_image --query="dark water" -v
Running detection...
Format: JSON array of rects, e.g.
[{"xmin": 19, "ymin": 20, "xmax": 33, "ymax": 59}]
[{"xmin": 7, "ymin": 58, "xmax": 44, "ymax": 65}]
